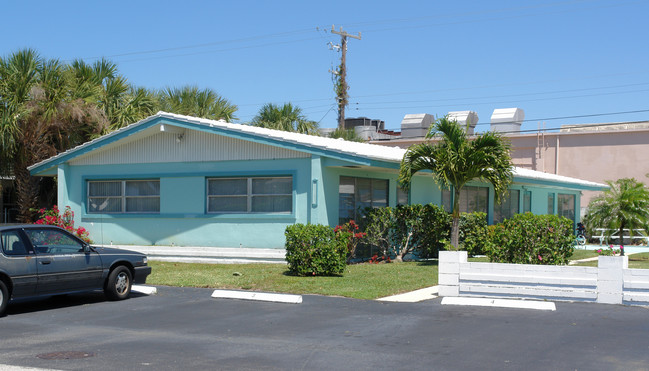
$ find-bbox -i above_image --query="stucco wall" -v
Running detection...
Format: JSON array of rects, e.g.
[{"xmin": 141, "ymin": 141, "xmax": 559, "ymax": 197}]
[{"xmin": 62, "ymin": 158, "xmax": 312, "ymax": 248}]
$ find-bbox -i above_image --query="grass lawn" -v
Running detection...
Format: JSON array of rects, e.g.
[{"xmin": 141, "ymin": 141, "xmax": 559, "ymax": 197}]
[
  {"xmin": 569, "ymin": 249, "xmax": 600, "ymax": 261},
  {"xmin": 571, "ymin": 252, "xmax": 649, "ymax": 268},
  {"xmin": 147, "ymin": 260, "xmax": 438, "ymax": 300}
]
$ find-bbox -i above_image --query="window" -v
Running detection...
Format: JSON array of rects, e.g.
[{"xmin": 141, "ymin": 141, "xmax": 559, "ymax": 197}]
[
  {"xmin": 494, "ymin": 190, "xmax": 520, "ymax": 223},
  {"xmin": 339, "ymin": 176, "xmax": 388, "ymax": 224},
  {"xmin": 397, "ymin": 186, "xmax": 409, "ymax": 205},
  {"xmin": 24, "ymin": 228, "xmax": 84, "ymax": 254},
  {"xmin": 523, "ymin": 191, "xmax": 532, "ymax": 213},
  {"xmin": 88, "ymin": 180, "xmax": 160, "ymax": 213},
  {"xmin": 548, "ymin": 193, "xmax": 555, "ymax": 214},
  {"xmin": 441, "ymin": 186, "xmax": 489, "ymax": 214},
  {"xmin": 1, "ymin": 230, "xmax": 27, "ymax": 256},
  {"xmin": 207, "ymin": 177, "xmax": 292, "ymax": 213},
  {"xmin": 558, "ymin": 193, "xmax": 576, "ymax": 222}
]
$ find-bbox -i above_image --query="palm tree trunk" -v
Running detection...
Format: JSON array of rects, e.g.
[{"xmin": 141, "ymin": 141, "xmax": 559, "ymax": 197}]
[
  {"xmin": 619, "ymin": 223, "xmax": 625, "ymax": 256},
  {"xmin": 14, "ymin": 165, "xmax": 39, "ymax": 223},
  {"xmin": 450, "ymin": 188, "xmax": 462, "ymax": 250}
]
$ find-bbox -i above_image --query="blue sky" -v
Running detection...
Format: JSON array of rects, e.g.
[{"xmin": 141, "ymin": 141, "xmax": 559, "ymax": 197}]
[{"xmin": 2, "ymin": 0, "xmax": 647, "ymax": 132}]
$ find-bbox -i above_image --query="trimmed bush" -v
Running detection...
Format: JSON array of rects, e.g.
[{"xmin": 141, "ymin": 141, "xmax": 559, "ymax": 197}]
[
  {"xmin": 285, "ymin": 224, "xmax": 346, "ymax": 276},
  {"xmin": 483, "ymin": 212, "xmax": 574, "ymax": 265},
  {"xmin": 458, "ymin": 212, "xmax": 488, "ymax": 256},
  {"xmin": 362, "ymin": 204, "xmax": 451, "ymax": 260}
]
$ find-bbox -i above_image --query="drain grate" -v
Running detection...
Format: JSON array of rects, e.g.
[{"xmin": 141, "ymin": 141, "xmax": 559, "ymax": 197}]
[{"xmin": 36, "ymin": 351, "xmax": 95, "ymax": 360}]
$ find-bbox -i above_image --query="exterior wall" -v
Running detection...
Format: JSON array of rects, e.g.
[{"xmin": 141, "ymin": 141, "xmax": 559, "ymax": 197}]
[
  {"xmin": 508, "ymin": 129, "xmax": 649, "ymax": 212},
  {"xmin": 61, "ymin": 158, "xmax": 313, "ymax": 249}
]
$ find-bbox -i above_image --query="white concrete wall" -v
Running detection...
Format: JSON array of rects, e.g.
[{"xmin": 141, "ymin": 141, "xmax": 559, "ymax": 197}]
[{"xmin": 439, "ymin": 252, "xmax": 649, "ymax": 305}]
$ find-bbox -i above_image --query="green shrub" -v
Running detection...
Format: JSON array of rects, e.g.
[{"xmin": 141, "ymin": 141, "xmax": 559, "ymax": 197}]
[
  {"xmin": 360, "ymin": 207, "xmax": 395, "ymax": 259},
  {"xmin": 459, "ymin": 212, "xmax": 488, "ymax": 256},
  {"xmin": 361, "ymin": 204, "xmax": 451, "ymax": 260},
  {"xmin": 284, "ymin": 224, "xmax": 347, "ymax": 276},
  {"xmin": 483, "ymin": 212, "xmax": 574, "ymax": 265}
]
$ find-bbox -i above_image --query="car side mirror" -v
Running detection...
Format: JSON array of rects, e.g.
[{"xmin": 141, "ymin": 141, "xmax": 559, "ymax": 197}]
[{"xmin": 82, "ymin": 244, "xmax": 91, "ymax": 253}]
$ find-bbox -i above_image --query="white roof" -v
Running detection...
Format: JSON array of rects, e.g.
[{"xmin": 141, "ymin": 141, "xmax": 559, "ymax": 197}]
[{"xmin": 29, "ymin": 111, "xmax": 607, "ymax": 189}]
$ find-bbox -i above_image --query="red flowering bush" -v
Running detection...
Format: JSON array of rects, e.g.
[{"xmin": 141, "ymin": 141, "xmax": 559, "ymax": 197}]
[
  {"xmin": 35, "ymin": 205, "xmax": 92, "ymax": 243},
  {"xmin": 596, "ymin": 245, "xmax": 622, "ymax": 256},
  {"xmin": 334, "ymin": 220, "xmax": 367, "ymax": 263}
]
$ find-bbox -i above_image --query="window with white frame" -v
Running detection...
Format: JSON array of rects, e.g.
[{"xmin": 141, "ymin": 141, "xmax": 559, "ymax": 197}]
[
  {"xmin": 207, "ymin": 177, "xmax": 292, "ymax": 213},
  {"xmin": 87, "ymin": 180, "xmax": 160, "ymax": 213}
]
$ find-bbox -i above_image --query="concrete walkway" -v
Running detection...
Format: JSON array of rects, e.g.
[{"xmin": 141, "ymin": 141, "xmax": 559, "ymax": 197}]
[{"xmin": 103, "ymin": 244, "xmax": 287, "ymax": 264}]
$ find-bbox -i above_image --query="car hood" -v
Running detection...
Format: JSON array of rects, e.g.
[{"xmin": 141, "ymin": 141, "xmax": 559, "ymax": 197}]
[{"xmin": 91, "ymin": 246, "xmax": 146, "ymax": 256}]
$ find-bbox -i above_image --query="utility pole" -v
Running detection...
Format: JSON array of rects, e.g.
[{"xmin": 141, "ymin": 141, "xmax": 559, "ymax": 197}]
[{"xmin": 330, "ymin": 25, "xmax": 361, "ymax": 130}]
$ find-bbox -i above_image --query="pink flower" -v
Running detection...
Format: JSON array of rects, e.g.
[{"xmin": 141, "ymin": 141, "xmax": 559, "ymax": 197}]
[{"xmin": 538, "ymin": 255, "xmax": 543, "ymax": 261}]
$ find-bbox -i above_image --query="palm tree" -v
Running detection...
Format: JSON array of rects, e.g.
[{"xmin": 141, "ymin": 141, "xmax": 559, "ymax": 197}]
[
  {"xmin": 0, "ymin": 50, "xmax": 109, "ymax": 221},
  {"xmin": 399, "ymin": 116, "xmax": 514, "ymax": 249},
  {"xmin": 158, "ymin": 86, "xmax": 237, "ymax": 122},
  {"xmin": 252, "ymin": 103, "xmax": 319, "ymax": 135},
  {"xmin": 584, "ymin": 178, "xmax": 649, "ymax": 254},
  {"xmin": 328, "ymin": 127, "xmax": 365, "ymax": 142},
  {"xmin": 67, "ymin": 59, "xmax": 157, "ymax": 132}
]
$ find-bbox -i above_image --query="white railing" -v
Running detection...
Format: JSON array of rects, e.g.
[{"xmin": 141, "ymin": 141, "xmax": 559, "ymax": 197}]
[
  {"xmin": 590, "ymin": 228, "xmax": 649, "ymax": 245},
  {"xmin": 439, "ymin": 251, "xmax": 649, "ymax": 306}
]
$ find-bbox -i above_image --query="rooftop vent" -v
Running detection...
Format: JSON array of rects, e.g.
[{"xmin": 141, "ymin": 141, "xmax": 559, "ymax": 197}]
[
  {"xmin": 400, "ymin": 113, "xmax": 434, "ymax": 139},
  {"xmin": 447, "ymin": 111, "xmax": 479, "ymax": 135},
  {"xmin": 490, "ymin": 108, "xmax": 525, "ymax": 133}
]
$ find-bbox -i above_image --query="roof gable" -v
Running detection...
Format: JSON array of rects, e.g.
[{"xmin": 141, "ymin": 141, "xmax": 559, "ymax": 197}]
[{"xmin": 29, "ymin": 112, "xmax": 405, "ymax": 175}]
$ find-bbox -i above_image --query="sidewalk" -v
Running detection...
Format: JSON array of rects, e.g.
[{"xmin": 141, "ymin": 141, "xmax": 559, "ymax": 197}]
[{"xmin": 103, "ymin": 244, "xmax": 287, "ymax": 264}]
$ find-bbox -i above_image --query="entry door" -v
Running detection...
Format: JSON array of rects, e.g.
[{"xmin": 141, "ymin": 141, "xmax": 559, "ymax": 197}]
[{"xmin": 23, "ymin": 228, "xmax": 103, "ymax": 294}]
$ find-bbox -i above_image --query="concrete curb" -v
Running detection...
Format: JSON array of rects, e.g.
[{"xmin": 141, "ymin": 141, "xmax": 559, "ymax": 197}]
[
  {"xmin": 377, "ymin": 286, "xmax": 439, "ymax": 302},
  {"xmin": 441, "ymin": 297, "xmax": 556, "ymax": 311},
  {"xmin": 132, "ymin": 285, "xmax": 158, "ymax": 295},
  {"xmin": 211, "ymin": 289, "xmax": 302, "ymax": 304}
]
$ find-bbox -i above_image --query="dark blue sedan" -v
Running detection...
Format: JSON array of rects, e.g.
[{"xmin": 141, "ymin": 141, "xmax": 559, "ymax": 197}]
[{"xmin": 0, "ymin": 225, "xmax": 151, "ymax": 316}]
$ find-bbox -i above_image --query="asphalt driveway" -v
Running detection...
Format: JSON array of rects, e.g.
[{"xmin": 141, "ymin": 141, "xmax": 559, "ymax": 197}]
[{"xmin": 0, "ymin": 286, "xmax": 648, "ymax": 370}]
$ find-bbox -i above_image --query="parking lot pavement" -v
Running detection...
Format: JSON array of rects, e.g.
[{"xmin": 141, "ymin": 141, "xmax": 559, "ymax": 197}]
[{"xmin": 1, "ymin": 286, "xmax": 648, "ymax": 370}]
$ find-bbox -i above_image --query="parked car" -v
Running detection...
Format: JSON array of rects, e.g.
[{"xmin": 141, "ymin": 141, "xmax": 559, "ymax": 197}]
[{"xmin": 0, "ymin": 225, "xmax": 151, "ymax": 316}]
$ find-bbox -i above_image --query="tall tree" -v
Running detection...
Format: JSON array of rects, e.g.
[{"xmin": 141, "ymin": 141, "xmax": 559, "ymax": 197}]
[
  {"xmin": 584, "ymin": 178, "xmax": 649, "ymax": 254},
  {"xmin": 398, "ymin": 116, "xmax": 514, "ymax": 249},
  {"xmin": 67, "ymin": 59, "xmax": 157, "ymax": 131},
  {"xmin": 252, "ymin": 103, "xmax": 319, "ymax": 135},
  {"xmin": 0, "ymin": 50, "xmax": 107, "ymax": 221},
  {"xmin": 158, "ymin": 86, "xmax": 237, "ymax": 122}
]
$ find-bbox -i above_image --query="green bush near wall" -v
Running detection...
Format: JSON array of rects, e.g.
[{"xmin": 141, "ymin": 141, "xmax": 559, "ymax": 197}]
[
  {"xmin": 285, "ymin": 224, "xmax": 347, "ymax": 276},
  {"xmin": 483, "ymin": 212, "xmax": 574, "ymax": 265},
  {"xmin": 360, "ymin": 204, "xmax": 486, "ymax": 260}
]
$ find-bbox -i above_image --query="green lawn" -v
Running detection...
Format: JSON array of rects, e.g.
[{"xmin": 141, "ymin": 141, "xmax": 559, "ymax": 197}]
[
  {"xmin": 147, "ymin": 260, "xmax": 438, "ymax": 300},
  {"xmin": 571, "ymin": 252, "xmax": 649, "ymax": 268}
]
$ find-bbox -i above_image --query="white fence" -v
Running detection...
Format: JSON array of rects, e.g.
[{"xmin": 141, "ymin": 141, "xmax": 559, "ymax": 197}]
[{"xmin": 438, "ymin": 251, "xmax": 649, "ymax": 305}]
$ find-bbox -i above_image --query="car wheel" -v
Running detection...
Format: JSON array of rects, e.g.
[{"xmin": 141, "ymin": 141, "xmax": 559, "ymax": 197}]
[
  {"xmin": 104, "ymin": 266, "xmax": 132, "ymax": 301},
  {"xmin": 0, "ymin": 280, "xmax": 8, "ymax": 317}
]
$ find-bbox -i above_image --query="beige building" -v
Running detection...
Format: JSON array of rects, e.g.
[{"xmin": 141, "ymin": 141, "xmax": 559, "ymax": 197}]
[{"xmin": 370, "ymin": 110, "xmax": 649, "ymax": 216}]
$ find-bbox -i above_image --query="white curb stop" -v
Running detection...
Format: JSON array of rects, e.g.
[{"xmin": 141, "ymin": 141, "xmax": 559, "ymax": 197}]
[
  {"xmin": 211, "ymin": 290, "xmax": 302, "ymax": 304},
  {"xmin": 441, "ymin": 297, "xmax": 556, "ymax": 311},
  {"xmin": 132, "ymin": 285, "xmax": 158, "ymax": 295}
]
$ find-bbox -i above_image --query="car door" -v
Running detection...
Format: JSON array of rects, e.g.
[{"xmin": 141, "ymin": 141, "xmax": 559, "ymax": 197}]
[
  {"xmin": 23, "ymin": 228, "xmax": 103, "ymax": 295},
  {"xmin": 0, "ymin": 229, "xmax": 38, "ymax": 298}
]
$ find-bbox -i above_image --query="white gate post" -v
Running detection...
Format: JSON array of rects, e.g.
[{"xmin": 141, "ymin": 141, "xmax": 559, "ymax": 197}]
[
  {"xmin": 438, "ymin": 251, "xmax": 467, "ymax": 297},
  {"xmin": 597, "ymin": 255, "xmax": 628, "ymax": 304}
]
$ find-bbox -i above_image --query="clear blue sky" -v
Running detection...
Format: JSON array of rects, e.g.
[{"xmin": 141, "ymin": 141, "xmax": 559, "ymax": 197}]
[{"xmin": 2, "ymin": 0, "xmax": 647, "ymax": 132}]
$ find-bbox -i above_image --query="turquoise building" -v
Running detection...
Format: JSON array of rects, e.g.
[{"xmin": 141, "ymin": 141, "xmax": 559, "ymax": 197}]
[{"xmin": 29, "ymin": 112, "xmax": 605, "ymax": 249}]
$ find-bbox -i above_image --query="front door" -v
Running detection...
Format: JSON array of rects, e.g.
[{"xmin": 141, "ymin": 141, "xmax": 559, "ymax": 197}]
[{"xmin": 23, "ymin": 228, "xmax": 103, "ymax": 295}]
